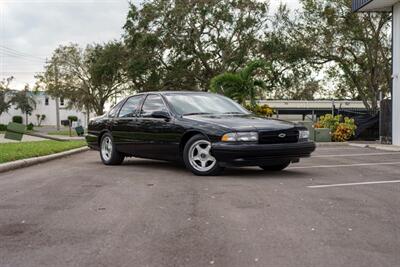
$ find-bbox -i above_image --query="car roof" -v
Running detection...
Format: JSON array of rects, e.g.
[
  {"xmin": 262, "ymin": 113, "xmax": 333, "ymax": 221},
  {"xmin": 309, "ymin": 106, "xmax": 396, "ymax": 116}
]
[{"xmin": 135, "ymin": 91, "xmax": 211, "ymax": 96}]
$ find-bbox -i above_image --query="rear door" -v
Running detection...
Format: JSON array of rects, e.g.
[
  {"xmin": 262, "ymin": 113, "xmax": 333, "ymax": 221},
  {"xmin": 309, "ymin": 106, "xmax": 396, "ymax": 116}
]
[
  {"xmin": 134, "ymin": 94, "xmax": 182, "ymax": 160},
  {"xmin": 112, "ymin": 95, "xmax": 144, "ymax": 154}
]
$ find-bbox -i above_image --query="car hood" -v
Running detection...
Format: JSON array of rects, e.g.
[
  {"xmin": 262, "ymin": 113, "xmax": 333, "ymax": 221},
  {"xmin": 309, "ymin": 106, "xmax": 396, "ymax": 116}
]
[{"xmin": 184, "ymin": 114, "xmax": 295, "ymax": 131}]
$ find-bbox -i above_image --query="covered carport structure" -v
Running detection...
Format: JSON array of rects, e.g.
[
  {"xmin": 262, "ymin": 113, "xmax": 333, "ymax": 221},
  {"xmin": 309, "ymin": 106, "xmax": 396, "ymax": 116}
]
[{"xmin": 352, "ymin": 0, "xmax": 400, "ymax": 145}]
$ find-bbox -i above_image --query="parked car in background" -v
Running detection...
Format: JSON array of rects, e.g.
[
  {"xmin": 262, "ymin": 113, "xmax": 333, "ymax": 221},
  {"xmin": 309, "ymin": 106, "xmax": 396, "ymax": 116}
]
[{"xmin": 86, "ymin": 92, "xmax": 316, "ymax": 175}]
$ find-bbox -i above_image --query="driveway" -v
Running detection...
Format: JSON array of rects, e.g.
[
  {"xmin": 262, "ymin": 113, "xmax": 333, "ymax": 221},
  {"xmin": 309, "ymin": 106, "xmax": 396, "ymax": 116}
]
[{"xmin": 0, "ymin": 145, "xmax": 399, "ymax": 267}]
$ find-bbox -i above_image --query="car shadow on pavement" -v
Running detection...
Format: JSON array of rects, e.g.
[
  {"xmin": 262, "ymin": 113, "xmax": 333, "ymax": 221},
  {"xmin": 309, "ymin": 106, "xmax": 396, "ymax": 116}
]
[
  {"xmin": 221, "ymin": 168, "xmax": 310, "ymax": 179},
  {"xmin": 119, "ymin": 158, "xmax": 187, "ymax": 172},
  {"xmin": 88, "ymin": 158, "xmax": 308, "ymax": 179}
]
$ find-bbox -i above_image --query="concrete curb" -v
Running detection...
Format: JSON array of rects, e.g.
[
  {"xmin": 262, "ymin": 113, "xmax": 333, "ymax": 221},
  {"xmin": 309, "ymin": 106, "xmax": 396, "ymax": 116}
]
[
  {"xmin": 348, "ymin": 143, "xmax": 400, "ymax": 152},
  {"xmin": 348, "ymin": 143, "xmax": 369, "ymax": 148},
  {"xmin": 316, "ymin": 142, "xmax": 349, "ymax": 147},
  {"xmin": 0, "ymin": 147, "xmax": 90, "ymax": 174}
]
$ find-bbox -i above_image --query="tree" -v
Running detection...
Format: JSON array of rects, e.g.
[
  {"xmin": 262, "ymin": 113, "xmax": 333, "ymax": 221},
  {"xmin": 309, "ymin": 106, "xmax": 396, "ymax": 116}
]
[
  {"xmin": 36, "ymin": 42, "xmax": 127, "ymax": 116},
  {"xmin": 123, "ymin": 0, "xmax": 269, "ymax": 91},
  {"xmin": 259, "ymin": 19, "xmax": 322, "ymax": 100},
  {"xmin": 0, "ymin": 76, "xmax": 14, "ymax": 116},
  {"xmin": 12, "ymin": 84, "xmax": 36, "ymax": 124},
  {"xmin": 210, "ymin": 60, "xmax": 267, "ymax": 106},
  {"xmin": 274, "ymin": 0, "xmax": 391, "ymax": 112}
]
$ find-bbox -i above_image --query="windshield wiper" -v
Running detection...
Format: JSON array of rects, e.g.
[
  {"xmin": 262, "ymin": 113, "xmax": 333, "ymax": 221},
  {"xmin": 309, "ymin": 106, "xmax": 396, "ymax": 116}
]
[{"xmin": 182, "ymin": 112, "xmax": 212, "ymax": 116}]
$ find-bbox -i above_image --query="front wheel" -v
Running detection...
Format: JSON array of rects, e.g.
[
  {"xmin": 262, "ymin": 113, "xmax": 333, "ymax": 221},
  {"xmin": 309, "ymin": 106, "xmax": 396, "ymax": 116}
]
[
  {"xmin": 259, "ymin": 162, "xmax": 290, "ymax": 171},
  {"xmin": 183, "ymin": 134, "xmax": 224, "ymax": 176},
  {"xmin": 100, "ymin": 133, "xmax": 124, "ymax": 165}
]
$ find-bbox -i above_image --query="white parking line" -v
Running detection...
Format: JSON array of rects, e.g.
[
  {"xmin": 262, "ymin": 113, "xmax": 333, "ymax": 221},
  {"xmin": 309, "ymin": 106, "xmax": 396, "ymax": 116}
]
[
  {"xmin": 312, "ymin": 152, "xmax": 400, "ymax": 158},
  {"xmin": 308, "ymin": 180, "xmax": 400, "ymax": 189},
  {"xmin": 289, "ymin": 161, "xmax": 400, "ymax": 169}
]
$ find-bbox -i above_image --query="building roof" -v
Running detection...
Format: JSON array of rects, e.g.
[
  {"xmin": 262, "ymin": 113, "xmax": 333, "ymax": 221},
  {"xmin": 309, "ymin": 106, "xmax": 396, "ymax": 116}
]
[{"xmin": 352, "ymin": 0, "xmax": 398, "ymax": 12}]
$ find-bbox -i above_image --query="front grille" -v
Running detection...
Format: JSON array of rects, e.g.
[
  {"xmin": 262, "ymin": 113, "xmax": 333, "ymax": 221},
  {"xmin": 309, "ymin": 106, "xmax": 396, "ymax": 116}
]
[{"xmin": 258, "ymin": 128, "xmax": 299, "ymax": 144}]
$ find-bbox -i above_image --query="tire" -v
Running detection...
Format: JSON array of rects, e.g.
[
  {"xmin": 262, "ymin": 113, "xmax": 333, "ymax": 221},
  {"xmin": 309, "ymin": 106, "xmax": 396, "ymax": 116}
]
[
  {"xmin": 183, "ymin": 134, "xmax": 224, "ymax": 176},
  {"xmin": 259, "ymin": 161, "xmax": 290, "ymax": 171},
  {"xmin": 100, "ymin": 133, "xmax": 125, "ymax": 165}
]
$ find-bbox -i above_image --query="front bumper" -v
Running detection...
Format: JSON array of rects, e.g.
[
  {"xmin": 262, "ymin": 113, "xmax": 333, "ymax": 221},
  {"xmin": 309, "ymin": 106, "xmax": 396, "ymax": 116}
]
[{"xmin": 211, "ymin": 141, "xmax": 316, "ymax": 167}]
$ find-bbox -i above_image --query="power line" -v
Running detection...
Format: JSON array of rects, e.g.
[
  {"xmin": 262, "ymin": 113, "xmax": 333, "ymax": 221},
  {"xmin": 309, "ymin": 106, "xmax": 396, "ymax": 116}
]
[
  {"xmin": 0, "ymin": 45, "xmax": 47, "ymax": 61},
  {"xmin": 0, "ymin": 71, "xmax": 42, "ymax": 73},
  {"xmin": 0, "ymin": 55, "xmax": 46, "ymax": 64},
  {"xmin": 0, "ymin": 52, "xmax": 46, "ymax": 63}
]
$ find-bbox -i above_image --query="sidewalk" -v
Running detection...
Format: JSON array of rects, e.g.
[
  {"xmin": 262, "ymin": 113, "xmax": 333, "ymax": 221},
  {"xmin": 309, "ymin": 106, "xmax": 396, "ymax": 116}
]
[
  {"xmin": 0, "ymin": 134, "xmax": 45, "ymax": 143},
  {"xmin": 0, "ymin": 133, "xmax": 84, "ymax": 143}
]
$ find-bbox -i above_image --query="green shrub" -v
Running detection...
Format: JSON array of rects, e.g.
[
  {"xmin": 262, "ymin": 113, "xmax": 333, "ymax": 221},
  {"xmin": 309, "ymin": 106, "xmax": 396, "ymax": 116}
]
[
  {"xmin": 27, "ymin": 123, "xmax": 34, "ymax": 131},
  {"xmin": 0, "ymin": 124, "xmax": 7, "ymax": 131},
  {"xmin": 68, "ymin": 115, "xmax": 78, "ymax": 122},
  {"xmin": 315, "ymin": 114, "xmax": 340, "ymax": 132},
  {"xmin": 315, "ymin": 114, "xmax": 356, "ymax": 142},
  {"xmin": 12, "ymin": 116, "xmax": 23, "ymax": 124}
]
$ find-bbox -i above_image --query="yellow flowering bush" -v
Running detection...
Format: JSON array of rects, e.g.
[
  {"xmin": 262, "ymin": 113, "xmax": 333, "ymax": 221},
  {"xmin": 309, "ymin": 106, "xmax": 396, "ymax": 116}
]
[
  {"xmin": 246, "ymin": 104, "xmax": 274, "ymax": 117},
  {"xmin": 315, "ymin": 114, "xmax": 357, "ymax": 142}
]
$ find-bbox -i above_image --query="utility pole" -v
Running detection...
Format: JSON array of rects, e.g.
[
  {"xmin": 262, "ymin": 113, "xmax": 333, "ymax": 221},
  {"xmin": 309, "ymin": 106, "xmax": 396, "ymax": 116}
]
[{"xmin": 54, "ymin": 60, "xmax": 60, "ymax": 131}]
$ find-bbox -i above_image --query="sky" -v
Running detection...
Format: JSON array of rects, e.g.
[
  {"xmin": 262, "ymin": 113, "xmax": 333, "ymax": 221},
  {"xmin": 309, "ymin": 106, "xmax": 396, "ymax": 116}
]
[{"xmin": 0, "ymin": 0, "xmax": 301, "ymax": 90}]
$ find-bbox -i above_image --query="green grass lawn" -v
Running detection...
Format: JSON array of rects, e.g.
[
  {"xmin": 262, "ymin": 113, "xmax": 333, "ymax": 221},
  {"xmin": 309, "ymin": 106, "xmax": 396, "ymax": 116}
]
[{"xmin": 0, "ymin": 140, "xmax": 87, "ymax": 164}]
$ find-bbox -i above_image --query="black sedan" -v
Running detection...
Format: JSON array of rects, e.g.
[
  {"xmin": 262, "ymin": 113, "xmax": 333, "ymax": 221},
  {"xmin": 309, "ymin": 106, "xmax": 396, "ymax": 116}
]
[{"xmin": 86, "ymin": 92, "xmax": 316, "ymax": 175}]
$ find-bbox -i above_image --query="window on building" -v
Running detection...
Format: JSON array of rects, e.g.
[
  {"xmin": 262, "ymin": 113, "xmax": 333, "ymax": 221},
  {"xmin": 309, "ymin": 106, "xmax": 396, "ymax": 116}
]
[
  {"xmin": 60, "ymin": 97, "xmax": 64, "ymax": 106},
  {"xmin": 45, "ymin": 97, "xmax": 49, "ymax": 106}
]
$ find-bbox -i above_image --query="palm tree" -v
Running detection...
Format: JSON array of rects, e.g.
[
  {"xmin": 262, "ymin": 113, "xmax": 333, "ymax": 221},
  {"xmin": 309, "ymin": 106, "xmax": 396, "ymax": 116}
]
[
  {"xmin": 210, "ymin": 60, "xmax": 268, "ymax": 107},
  {"xmin": 11, "ymin": 84, "xmax": 36, "ymax": 125}
]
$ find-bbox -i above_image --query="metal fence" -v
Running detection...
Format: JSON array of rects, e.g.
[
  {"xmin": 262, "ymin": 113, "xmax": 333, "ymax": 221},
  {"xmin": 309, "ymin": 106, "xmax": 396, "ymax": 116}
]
[{"xmin": 380, "ymin": 99, "xmax": 392, "ymax": 144}]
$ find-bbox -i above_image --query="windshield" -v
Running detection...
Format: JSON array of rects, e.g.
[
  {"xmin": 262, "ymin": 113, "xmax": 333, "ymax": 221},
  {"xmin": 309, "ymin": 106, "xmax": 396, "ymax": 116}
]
[{"xmin": 165, "ymin": 93, "xmax": 250, "ymax": 116}]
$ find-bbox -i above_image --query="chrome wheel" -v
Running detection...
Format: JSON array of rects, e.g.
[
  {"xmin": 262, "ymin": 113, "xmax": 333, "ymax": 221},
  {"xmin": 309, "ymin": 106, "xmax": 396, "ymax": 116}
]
[
  {"xmin": 101, "ymin": 136, "xmax": 112, "ymax": 161},
  {"xmin": 188, "ymin": 140, "xmax": 216, "ymax": 172}
]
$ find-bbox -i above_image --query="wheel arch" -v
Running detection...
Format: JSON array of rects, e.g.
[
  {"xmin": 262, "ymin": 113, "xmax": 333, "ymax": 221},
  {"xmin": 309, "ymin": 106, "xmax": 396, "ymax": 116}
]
[
  {"xmin": 98, "ymin": 129, "xmax": 112, "ymax": 146},
  {"xmin": 179, "ymin": 130, "xmax": 210, "ymax": 156}
]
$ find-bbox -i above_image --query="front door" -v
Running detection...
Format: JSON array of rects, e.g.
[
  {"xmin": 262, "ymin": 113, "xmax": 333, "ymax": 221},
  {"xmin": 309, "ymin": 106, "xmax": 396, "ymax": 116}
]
[{"xmin": 134, "ymin": 94, "xmax": 182, "ymax": 160}]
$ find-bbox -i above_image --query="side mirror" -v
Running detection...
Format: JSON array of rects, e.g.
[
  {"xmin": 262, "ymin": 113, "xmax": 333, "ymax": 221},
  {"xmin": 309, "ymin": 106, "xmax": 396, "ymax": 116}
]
[{"xmin": 151, "ymin": 111, "xmax": 170, "ymax": 120}]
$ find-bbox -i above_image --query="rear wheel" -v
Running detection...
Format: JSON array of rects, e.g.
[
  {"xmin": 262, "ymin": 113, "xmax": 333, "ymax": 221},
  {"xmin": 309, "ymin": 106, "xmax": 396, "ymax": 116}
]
[
  {"xmin": 100, "ymin": 133, "xmax": 124, "ymax": 165},
  {"xmin": 259, "ymin": 162, "xmax": 290, "ymax": 171},
  {"xmin": 183, "ymin": 134, "xmax": 224, "ymax": 176}
]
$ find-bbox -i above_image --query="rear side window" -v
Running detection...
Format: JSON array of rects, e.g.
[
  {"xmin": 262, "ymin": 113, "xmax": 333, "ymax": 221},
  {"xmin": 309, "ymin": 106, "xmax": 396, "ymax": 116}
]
[
  {"xmin": 141, "ymin": 95, "xmax": 168, "ymax": 117},
  {"xmin": 118, "ymin": 95, "xmax": 144, "ymax": 118},
  {"xmin": 108, "ymin": 100, "xmax": 125, "ymax": 118}
]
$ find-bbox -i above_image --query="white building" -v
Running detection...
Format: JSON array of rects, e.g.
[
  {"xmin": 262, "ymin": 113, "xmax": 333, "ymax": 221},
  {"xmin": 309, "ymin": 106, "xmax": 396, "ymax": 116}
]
[
  {"xmin": 353, "ymin": 0, "xmax": 400, "ymax": 145},
  {"xmin": 0, "ymin": 91, "xmax": 90, "ymax": 128}
]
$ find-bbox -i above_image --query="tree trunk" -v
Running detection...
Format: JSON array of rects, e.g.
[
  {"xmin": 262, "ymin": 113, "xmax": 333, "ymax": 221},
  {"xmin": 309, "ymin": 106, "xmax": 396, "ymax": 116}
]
[
  {"xmin": 86, "ymin": 107, "xmax": 90, "ymax": 128},
  {"xmin": 96, "ymin": 99, "xmax": 106, "ymax": 116},
  {"xmin": 96, "ymin": 107, "xmax": 104, "ymax": 116}
]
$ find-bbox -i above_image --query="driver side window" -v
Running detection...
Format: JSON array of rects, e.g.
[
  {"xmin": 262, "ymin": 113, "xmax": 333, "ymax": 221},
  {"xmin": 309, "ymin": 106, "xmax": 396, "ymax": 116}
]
[
  {"xmin": 118, "ymin": 95, "xmax": 143, "ymax": 118},
  {"xmin": 141, "ymin": 95, "xmax": 168, "ymax": 117}
]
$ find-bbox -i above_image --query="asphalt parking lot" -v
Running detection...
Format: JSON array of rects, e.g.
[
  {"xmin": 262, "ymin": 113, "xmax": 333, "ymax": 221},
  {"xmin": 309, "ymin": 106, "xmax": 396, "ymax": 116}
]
[{"xmin": 0, "ymin": 145, "xmax": 399, "ymax": 267}]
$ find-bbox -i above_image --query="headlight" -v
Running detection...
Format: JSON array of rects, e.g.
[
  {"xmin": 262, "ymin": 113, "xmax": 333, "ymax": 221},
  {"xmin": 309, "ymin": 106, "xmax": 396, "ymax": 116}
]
[
  {"xmin": 299, "ymin": 130, "xmax": 309, "ymax": 140},
  {"xmin": 221, "ymin": 132, "xmax": 258, "ymax": 142}
]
